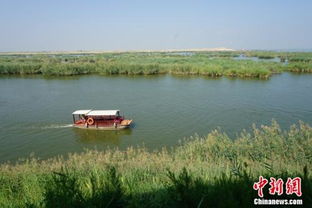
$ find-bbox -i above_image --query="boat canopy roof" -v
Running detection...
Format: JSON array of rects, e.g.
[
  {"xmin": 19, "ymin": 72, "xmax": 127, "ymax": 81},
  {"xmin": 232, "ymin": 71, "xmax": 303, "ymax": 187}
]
[
  {"xmin": 72, "ymin": 110, "xmax": 120, "ymax": 116},
  {"xmin": 72, "ymin": 110, "xmax": 92, "ymax": 115},
  {"xmin": 87, "ymin": 110, "xmax": 120, "ymax": 116}
]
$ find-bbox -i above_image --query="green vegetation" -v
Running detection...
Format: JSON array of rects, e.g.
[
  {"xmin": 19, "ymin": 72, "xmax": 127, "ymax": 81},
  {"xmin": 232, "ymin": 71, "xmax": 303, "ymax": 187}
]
[
  {"xmin": 243, "ymin": 50, "xmax": 312, "ymax": 63},
  {"xmin": 0, "ymin": 51, "xmax": 312, "ymax": 78},
  {"xmin": 1, "ymin": 121, "xmax": 311, "ymax": 207},
  {"xmin": 286, "ymin": 62, "xmax": 312, "ymax": 73}
]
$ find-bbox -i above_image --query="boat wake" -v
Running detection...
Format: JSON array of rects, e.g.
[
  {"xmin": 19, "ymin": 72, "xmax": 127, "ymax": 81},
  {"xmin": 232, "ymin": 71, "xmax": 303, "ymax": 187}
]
[{"xmin": 41, "ymin": 124, "xmax": 73, "ymax": 129}]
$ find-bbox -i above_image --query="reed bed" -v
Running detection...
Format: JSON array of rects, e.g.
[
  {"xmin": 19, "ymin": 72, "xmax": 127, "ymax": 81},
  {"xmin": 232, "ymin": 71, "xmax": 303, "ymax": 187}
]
[
  {"xmin": 1, "ymin": 51, "xmax": 312, "ymax": 78},
  {"xmin": 0, "ymin": 121, "xmax": 311, "ymax": 207},
  {"xmin": 242, "ymin": 51, "xmax": 312, "ymax": 63},
  {"xmin": 285, "ymin": 62, "xmax": 312, "ymax": 73}
]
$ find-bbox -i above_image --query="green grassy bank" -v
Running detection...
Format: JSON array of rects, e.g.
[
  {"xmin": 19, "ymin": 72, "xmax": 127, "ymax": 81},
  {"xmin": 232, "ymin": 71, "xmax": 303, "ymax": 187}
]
[
  {"xmin": 0, "ymin": 121, "xmax": 311, "ymax": 207},
  {"xmin": 0, "ymin": 51, "xmax": 312, "ymax": 78}
]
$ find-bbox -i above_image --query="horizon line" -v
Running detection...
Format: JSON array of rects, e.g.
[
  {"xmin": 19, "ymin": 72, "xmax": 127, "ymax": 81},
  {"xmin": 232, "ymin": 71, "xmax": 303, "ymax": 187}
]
[{"xmin": 1, "ymin": 47, "xmax": 312, "ymax": 55}]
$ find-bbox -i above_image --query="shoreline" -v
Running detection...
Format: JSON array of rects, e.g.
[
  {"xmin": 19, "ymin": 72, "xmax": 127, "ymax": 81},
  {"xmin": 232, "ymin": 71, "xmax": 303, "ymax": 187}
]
[{"xmin": 0, "ymin": 121, "xmax": 311, "ymax": 207}]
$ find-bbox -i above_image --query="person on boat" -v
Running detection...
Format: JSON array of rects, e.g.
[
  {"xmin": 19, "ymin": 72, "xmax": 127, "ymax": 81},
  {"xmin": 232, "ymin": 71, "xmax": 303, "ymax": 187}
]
[{"xmin": 82, "ymin": 115, "xmax": 87, "ymax": 121}]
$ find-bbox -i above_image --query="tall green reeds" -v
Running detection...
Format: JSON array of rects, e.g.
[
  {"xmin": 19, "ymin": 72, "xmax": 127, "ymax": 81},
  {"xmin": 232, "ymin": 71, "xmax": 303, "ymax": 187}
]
[
  {"xmin": 0, "ymin": 121, "xmax": 311, "ymax": 207},
  {"xmin": 1, "ymin": 51, "xmax": 312, "ymax": 78}
]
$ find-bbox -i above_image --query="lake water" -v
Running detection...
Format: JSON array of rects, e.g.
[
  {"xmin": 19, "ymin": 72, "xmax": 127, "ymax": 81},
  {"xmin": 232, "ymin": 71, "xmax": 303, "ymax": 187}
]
[
  {"xmin": 1, "ymin": 73, "xmax": 312, "ymax": 162},
  {"xmin": 233, "ymin": 54, "xmax": 282, "ymax": 63}
]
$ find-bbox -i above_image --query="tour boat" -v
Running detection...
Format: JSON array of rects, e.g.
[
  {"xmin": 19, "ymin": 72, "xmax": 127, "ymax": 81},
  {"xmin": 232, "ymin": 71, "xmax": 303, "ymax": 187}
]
[{"xmin": 72, "ymin": 110, "xmax": 132, "ymax": 130}]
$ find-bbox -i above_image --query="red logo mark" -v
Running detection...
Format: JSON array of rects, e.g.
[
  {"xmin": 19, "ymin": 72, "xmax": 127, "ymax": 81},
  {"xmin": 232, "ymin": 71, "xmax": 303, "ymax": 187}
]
[
  {"xmin": 253, "ymin": 176, "xmax": 302, "ymax": 197},
  {"xmin": 269, "ymin": 177, "xmax": 284, "ymax": 195},
  {"xmin": 253, "ymin": 176, "xmax": 268, "ymax": 197},
  {"xmin": 286, "ymin": 177, "xmax": 302, "ymax": 197}
]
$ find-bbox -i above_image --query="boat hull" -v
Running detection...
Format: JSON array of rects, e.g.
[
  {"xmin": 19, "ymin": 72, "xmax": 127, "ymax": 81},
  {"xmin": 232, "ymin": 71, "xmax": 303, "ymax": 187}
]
[{"xmin": 73, "ymin": 124, "xmax": 130, "ymax": 130}]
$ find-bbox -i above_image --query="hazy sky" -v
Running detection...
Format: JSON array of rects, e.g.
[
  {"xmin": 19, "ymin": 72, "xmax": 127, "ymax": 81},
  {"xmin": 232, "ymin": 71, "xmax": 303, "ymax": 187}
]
[{"xmin": 1, "ymin": 0, "xmax": 311, "ymax": 52}]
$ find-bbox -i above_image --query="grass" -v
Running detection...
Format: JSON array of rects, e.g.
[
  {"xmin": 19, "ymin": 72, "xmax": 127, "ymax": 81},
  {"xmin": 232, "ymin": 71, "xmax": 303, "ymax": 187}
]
[
  {"xmin": 0, "ymin": 121, "xmax": 311, "ymax": 207},
  {"xmin": 286, "ymin": 62, "xmax": 312, "ymax": 73},
  {"xmin": 0, "ymin": 51, "xmax": 312, "ymax": 78}
]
